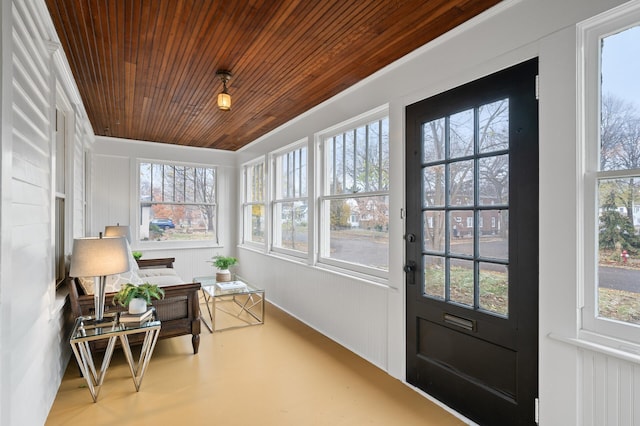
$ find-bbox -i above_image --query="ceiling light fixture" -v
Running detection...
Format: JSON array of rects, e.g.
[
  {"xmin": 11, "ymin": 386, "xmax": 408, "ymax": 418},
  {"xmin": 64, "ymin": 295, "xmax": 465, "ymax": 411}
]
[{"xmin": 216, "ymin": 70, "xmax": 232, "ymax": 111}]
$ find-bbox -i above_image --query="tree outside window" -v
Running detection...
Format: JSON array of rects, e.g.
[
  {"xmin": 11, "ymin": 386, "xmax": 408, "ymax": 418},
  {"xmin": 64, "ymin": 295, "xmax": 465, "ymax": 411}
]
[
  {"xmin": 320, "ymin": 116, "xmax": 390, "ymax": 274},
  {"xmin": 594, "ymin": 23, "xmax": 640, "ymax": 326},
  {"xmin": 243, "ymin": 160, "xmax": 265, "ymax": 245},
  {"xmin": 139, "ymin": 162, "xmax": 217, "ymax": 242},
  {"xmin": 272, "ymin": 144, "xmax": 308, "ymax": 255}
]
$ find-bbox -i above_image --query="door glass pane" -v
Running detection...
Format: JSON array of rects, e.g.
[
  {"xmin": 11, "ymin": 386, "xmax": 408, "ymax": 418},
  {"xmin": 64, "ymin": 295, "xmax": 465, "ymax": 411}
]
[
  {"xmin": 424, "ymin": 255, "xmax": 445, "ymax": 299},
  {"xmin": 423, "ymin": 118, "xmax": 445, "ymax": 163},
  {"xmin": 479, "ymin": 210, "xmax": 508, "ymax": 260},
  {"xmin": 479, "ymin": 262, "xmax": 508, "ymax": 316},
  {"xmin": 479, "ymin": 154, "xmax": 509, "ymax": 205},
  {"xmin": 424, "ymin": 211, "xmax": 445, "ymax": 253},
  {"xmin": 450, "ymin": 259, "xmax": 474, "ymax": 307},
  {"xmin": 449, "ymin": 109, "xmax": 474, "ymax": 159},
  {"xmin": 449, "ymin": 210, "xmax": 473, "ymax": 255},
  {"xmin": 450, "ymin": 160, "xmax": 474, "ymax": 206},
  {"xmin": 419, "ymin": 101, "xmax": 510, "ymax": 314},
  {"xmin": 423, "ymin": 165, "xmax": 445, "ymax": 207},
  {"xmin": 479, "ymin": 99, "xmax": 509, "ymax": 153}
]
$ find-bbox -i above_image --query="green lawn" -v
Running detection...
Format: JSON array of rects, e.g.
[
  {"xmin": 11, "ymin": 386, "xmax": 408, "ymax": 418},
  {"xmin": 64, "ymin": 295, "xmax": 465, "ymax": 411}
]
[{"xmin": 426, "ymin": 264, "xmax": 640, "ymax": 324}]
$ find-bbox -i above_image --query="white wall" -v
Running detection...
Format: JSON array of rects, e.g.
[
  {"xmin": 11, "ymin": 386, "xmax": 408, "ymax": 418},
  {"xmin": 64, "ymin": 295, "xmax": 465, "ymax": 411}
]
[
  {"xmin": 91, "ymin": 137, "xmax": 239, "ymax": 281},
  {"xmin": 0, "ymin": 1, "xmax": 93, "ymax": 424}
]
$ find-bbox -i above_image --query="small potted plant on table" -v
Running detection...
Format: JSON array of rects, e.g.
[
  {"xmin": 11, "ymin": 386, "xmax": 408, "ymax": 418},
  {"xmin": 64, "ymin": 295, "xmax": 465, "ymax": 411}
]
[
  {"xmin": 113, "ymin": 283, "xmax": 165, "ymax": 314},
  {"xmin": 210, "ymin": 255, "xmax": 238, "ymax": 282}
]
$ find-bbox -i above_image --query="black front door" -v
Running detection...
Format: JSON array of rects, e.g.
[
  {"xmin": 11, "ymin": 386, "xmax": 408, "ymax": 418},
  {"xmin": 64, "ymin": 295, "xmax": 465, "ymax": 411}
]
[{"xmin": 405, "ymin": 59, "xmax": 539, "ymax": 425}]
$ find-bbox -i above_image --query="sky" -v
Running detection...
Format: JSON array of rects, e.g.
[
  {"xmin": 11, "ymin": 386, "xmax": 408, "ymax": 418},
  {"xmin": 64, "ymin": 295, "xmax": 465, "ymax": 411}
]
[{"xmin": 601, "ymin": 25, "xmax": 640, "ymax": 107}]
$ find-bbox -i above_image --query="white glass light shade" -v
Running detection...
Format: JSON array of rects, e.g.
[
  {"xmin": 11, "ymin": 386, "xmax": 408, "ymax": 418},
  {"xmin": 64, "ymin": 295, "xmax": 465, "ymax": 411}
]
[
  {"xmin": 69, "ymin": 236, "xmax": 130, "ymax": 278},
  {"xmin": 217, "ymin": 92, "xmax": 231, "ymax": 111},
  {"xmin": 104, "ymin": 225, "xmax": 131, "ymax": 243}
]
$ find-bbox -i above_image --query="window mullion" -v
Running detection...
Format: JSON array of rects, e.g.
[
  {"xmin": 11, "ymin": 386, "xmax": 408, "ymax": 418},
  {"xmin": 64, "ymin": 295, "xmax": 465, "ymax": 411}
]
[
  {"xmin": 378, "ymin": 120, "xmax": 383, "ymax": 190},
  {"xmin": 343, "ymin": 132, "xmax": 347, "ymax": 193},
  {"xmin": 365, "ymin": 124, "xmax": 370, "ymax": 192},
  {"xmin": 351, "ymin": 129, "xmax": 356, "ymax": 192}
]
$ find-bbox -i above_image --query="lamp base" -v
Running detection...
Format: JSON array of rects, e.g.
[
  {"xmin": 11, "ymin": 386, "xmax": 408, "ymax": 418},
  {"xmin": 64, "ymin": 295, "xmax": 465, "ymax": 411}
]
[{"xmin": 93, "ymin": 276, "xmax": 107, "ymax": 321}]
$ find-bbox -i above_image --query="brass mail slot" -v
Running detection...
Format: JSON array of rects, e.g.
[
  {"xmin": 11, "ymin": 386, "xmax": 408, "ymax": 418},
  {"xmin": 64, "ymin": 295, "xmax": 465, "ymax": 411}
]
[{"xmin": 443, "ymin": 313, "xmax": 476, "ymax": 331}]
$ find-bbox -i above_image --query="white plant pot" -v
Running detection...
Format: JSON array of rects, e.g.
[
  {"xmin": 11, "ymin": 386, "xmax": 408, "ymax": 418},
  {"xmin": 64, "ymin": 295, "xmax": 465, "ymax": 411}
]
[
  {"xmin": 128, "ymin": 297, "xmax": 148, "ymax": 314},
  {"xmin": 216, "ymin": 269, "xmax": 231, "ymax": 282}
]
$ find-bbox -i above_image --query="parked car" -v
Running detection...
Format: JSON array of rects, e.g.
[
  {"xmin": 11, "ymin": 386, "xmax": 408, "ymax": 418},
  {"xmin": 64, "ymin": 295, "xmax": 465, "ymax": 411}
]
[{"xmin": 150, "ymin": 218, "xmax": 175, "ymax": 230}]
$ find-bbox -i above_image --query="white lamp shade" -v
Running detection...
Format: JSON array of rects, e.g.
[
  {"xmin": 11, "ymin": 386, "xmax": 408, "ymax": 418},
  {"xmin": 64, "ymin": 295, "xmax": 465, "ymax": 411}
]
[
  {"xmin": 69, "ymin": 236, "xmax": 130, "ymax": 277},
  {"xmin": 104, "ymin": 225, "xmax": 131, "ymax": 243}
]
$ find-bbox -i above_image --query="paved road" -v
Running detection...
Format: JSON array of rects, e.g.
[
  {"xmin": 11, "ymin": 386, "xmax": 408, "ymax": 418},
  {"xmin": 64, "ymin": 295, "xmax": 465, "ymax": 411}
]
[
  {"xmin": 599, "ymin": 265, "xmax": 640, "ymax": 293},
  {"xmin": 331, "ymin": 234, "xmax": 388, "ymax": 268},
  {"xmin": 330, "ymin": 233, "xmax": 640, "ymax": 294}
]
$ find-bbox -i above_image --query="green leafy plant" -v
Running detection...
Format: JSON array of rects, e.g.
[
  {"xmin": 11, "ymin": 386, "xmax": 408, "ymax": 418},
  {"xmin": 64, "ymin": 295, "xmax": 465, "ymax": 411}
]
[
  {"xmin": 113, "ymin": 283, "xmax": 165, "ymax": 307},
  {"xmin": 132, "ymin": 251, "xmax": 143, "ymax": 260},
  {"xmin": 210, "ymin": 255, "xmax": 238, "ymax": 270}
]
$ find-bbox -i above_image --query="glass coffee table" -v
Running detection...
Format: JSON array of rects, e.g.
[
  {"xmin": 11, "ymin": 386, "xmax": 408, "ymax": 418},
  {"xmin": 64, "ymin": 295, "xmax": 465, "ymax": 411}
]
[
  {"xmin": 69, "ymin": 311, "xmax": 161, "ymax": 402},
  {"xmin": 193, "ymin": 276, "xmax": 265, "ymax": 332}
]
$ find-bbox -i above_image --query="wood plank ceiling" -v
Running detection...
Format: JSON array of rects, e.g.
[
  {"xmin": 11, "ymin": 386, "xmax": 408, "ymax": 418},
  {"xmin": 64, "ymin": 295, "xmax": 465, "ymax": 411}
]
[{"xmin": 46, "ymin": 0, "xmax": 501, "ymax": 151}]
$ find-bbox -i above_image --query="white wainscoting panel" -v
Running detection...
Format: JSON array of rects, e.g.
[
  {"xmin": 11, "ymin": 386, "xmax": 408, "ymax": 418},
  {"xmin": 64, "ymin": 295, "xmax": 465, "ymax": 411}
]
[
  {"xmin": 581, "ymin": 349, "xmax": 640, "ymax": 426},
  {"xmin": 238, "ymin": 248, "xmax": 389, "ymax": 370},
  {"xmin": 139, "ymin": 247, "xmax": 220, "ymax": 283},
  {"xmin": 91, "ymin": 154, "xmax": 131, "ymax": 235}
]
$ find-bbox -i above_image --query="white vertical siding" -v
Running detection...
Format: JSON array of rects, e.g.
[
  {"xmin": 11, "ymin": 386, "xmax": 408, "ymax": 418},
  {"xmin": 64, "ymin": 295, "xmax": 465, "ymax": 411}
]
[
  {"xmin": 140, "ymin": 247, "xmax": 218, "ymax": 282},
  {"xmin": 581, "ymin": 350, "xmax": 640, "ymax": 426},
  {"xmin": 91, "ymin": 154, "xmax": 130, "ymax": 233},
  {"xmin": 238, "ymin": 249, "xmax": 389, "ymax": 368}
]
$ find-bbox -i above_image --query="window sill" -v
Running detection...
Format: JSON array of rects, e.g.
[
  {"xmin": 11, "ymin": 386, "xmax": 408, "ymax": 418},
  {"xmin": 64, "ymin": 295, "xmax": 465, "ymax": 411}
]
[
  {"xmin": 135, "ymin": 241, "xmax": 223, "ymax": 251},
  {"xmin": 238, "ymin": 245, "xmax": 390, "ymax": 288},
  {"xmin": 50, "ymin": 285, "xmax": 70, "ymax": 320},
  {"xmin": 548, "ymin": 332, "xmax": 640, "ymax": 364},
  {"xmin": 314, "ymin": 262, "xmax": 389, "ymax": 288}
]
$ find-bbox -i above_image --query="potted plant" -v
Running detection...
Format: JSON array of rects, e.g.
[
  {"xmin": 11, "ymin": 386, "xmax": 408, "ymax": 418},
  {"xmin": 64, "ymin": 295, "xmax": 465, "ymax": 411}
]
[
  {"xmin": 132, "ymin": 250, "xmax": 143, "ymax": 260},
  {"xmin": 210, "ymin": 255, "xmax": 238, "ymax": 282},
  {"xmin": 113, "ymin": 283, "xmax": 165, "ymax": 314}
]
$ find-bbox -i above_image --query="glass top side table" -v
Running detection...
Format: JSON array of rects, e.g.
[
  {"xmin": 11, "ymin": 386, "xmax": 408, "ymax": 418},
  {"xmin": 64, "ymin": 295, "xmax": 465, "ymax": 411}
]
[
  {"xmin": 69, "ymin": 311, "xmax": 161, "ymax": 402},
  {"xmin": 193, "ymin": 276, "xmax": 265, "ymax": 332}
]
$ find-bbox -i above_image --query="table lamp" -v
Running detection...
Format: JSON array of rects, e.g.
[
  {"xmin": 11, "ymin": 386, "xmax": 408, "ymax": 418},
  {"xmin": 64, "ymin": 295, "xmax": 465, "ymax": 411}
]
[
  {"xmin": 69, "ymin": 234, "xmax": 130, "ymax": 321},
  {"xmin": 104, "ymin": 224, "xmax": 131, "ymax": 243}
]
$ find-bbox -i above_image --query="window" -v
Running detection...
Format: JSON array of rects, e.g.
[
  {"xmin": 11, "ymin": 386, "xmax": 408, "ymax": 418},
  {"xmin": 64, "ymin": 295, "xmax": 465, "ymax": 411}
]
[
  {"xmin": 139, "ymin": 162, "xmax": 217, "ymax": 242},
  {"xmin": 582, "ymin": 4, "xmax": 640, "ymax": 344},
  {"xmin": 319, "ymin": 113, "xmax": 389, "ymax": 276},
  {"xmin": 54, "ymin": 108, "xmax": 67, "ymax": 289},
  {"xmin": 242, "ymin": 160, "xmax": 266, "ymax": 245},
  {"xmin": 272, "ymin": 142, "xmax": 308, "ymax": 256}
]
